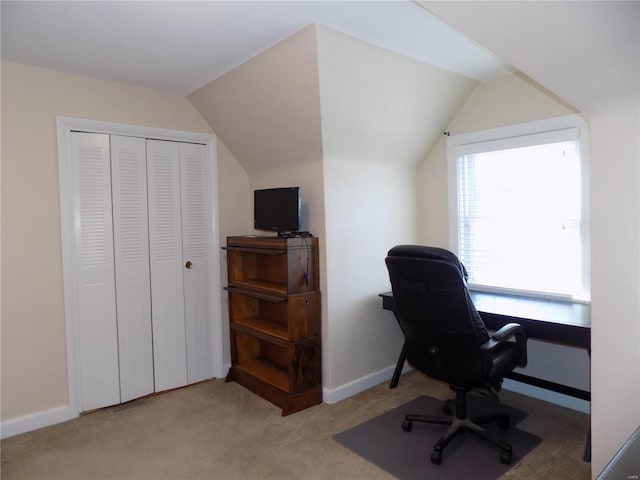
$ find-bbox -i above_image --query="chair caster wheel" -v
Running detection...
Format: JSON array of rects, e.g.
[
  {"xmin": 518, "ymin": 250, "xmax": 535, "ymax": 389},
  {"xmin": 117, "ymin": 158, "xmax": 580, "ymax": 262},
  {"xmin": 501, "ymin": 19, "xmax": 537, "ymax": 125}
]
[
  {"xmin": 430, "ymin": 451, "xmax": 442, "ymax": 465},
  {"xmin": 401, "ymin": 420, "xmax": 413, "ymax": 432},
  {"xmin": 500, "ymin": 449, "xmax": 513, "ymax": 465}
]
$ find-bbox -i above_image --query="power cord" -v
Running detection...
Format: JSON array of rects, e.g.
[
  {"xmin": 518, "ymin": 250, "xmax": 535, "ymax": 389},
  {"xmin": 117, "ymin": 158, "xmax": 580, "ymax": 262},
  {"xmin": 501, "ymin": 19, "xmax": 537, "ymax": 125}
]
[{"xmin": 302, "ymin": 236, "xmax": 310, "ymax": 285}]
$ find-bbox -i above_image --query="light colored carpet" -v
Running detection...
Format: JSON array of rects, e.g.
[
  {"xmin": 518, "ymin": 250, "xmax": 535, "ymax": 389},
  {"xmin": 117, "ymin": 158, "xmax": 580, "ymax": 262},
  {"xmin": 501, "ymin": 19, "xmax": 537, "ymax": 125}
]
[{"xmin": 1, "ymin": 371, "xmax": 590, "ymax": 479}]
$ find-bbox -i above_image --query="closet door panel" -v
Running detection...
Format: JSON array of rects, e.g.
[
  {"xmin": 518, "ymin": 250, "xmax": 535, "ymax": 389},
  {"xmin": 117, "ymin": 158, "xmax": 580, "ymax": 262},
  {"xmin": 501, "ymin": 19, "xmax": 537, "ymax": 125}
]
[
  {"xmin": 71, "ymin": 132, "xmax": 120, "ymax": 411},
  {"xmin": 180, "ymin": 143, "xmax": 214, "ymax": 383},
  {"xmin": 110, "ymin": 135, "xmax": 154, "ymax": 402},
  {"xmin": 146, "ymin": 139, "xmax": 188, "ymax": 391}
]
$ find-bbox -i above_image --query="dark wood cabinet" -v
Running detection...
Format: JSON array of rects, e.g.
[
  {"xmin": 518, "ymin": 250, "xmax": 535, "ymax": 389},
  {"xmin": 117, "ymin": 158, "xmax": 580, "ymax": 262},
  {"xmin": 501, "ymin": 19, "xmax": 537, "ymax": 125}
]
[{"xmin": 224, "ymin": 236, "xmax": 321, "ymax": 415}]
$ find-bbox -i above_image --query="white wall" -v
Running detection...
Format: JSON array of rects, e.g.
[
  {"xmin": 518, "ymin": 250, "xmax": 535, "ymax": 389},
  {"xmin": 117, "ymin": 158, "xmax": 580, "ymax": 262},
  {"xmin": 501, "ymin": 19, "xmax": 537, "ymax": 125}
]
[
  {"xmin": 588, "ymin": 98, "xmax": 640, "ymax": 470},
  {"xmin": 315, "ymin": 25, "xmax": 477, "ymax": 168},
  {"xmin": 317, "ymin": 26, "xmax": 464, "ymax": 397},
  {"xmin": 187, "ymin": 25, "xmax": 323, "ymax": 177},
  {"xmin": 423, "ymin": 2, "xmax": 640, "ymax": 476},
  {"xmin": 322, "ymin": 158, "xmax": 416, "ymax": 394},
  {"xmin": 216, "ymin": 141, "xmax": 252, "ymax": 364}
]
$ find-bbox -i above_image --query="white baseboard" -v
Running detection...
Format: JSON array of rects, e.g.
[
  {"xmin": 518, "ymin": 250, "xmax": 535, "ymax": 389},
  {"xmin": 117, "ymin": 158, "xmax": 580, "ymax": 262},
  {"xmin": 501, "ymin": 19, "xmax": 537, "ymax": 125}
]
[
  {"xmin": 320, "ymin": 365, "xmax": 589, "ymax": 415},
  {"xmin": 3, "ymin": 367, "xmax": 233, "ymax": 440},
  {"xmin": 322, "ymin": 363, "xmax": 412, "ymax": 405},
  {"xmin": 1, "ymin": 370, "xmax": 586, "ymax": 439},
  {"xmin": 503, "ymin": 379, "xmax": 590, "ymax": 414},
  {"xmin": 1, "ymin": 405, "xmax": 74, "ymax": 439}
]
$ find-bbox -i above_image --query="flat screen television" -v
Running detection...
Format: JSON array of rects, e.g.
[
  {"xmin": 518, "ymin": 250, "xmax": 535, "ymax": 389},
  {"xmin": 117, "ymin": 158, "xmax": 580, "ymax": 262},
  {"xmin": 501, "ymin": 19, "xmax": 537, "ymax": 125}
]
[{"xmin": 254, "ymin": 187, "xmax": 301, "ymax": 234}]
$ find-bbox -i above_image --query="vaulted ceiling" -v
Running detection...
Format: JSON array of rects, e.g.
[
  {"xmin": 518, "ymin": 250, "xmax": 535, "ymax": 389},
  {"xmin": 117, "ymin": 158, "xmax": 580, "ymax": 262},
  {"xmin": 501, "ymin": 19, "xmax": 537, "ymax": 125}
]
[
  {"xmin": 2, "ymin": 1, "xmax": 505, "ymax": 173},
  {"xmin": 187, "ymin": 24, "xmax": 479, "ymax": 173},
  {"xmin": 1, "ymin": 1, "xmax": 511, "ymax": 95},
  {"xmin": 422, "ymin": 1, "xmax": 639, "ymax": 115}
]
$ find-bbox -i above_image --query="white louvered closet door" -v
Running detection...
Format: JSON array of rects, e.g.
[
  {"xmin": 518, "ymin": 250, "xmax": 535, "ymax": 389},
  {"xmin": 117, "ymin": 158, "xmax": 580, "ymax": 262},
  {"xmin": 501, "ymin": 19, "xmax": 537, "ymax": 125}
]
[
  {"xmin": 71, "ymin": 132, "xmax": 120, "ymax": 411},
  {"xmin": 146, "ymin": 139, "xmax": 188, "ymax": 391},
  {"xmin": 110, "ymin": 135, "xmax": 154, "ymax": 402},
  {"xmin": 180, "ymin": 143, "xmax": 214, "ymax": 383}
]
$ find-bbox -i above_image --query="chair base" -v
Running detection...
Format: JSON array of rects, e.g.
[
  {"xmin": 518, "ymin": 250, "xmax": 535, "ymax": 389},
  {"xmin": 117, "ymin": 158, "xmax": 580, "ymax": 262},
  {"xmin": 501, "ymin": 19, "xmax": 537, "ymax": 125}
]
[{"xmin": 401, "ymin": 388, "xmax": 513, "ymax": 465}]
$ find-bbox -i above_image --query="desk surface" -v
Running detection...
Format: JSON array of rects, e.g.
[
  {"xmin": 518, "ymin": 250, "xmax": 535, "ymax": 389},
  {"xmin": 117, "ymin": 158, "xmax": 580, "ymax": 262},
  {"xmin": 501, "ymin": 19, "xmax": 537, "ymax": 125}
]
[
  {"xmin": 379, "ymin": 288, "xmax": 592, "ymax": 452},
  {"xmin": 379, "ymin": 290, "xmax": 590, "ymax": 350}
]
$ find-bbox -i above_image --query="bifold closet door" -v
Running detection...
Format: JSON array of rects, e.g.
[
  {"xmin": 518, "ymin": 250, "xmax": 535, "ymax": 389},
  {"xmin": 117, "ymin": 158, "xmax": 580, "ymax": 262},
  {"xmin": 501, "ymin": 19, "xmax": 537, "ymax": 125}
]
[
  {"xmin": 110, "ymin": 135, "xmax": 154, "ymax": 402},
  {"xmin": 180, "ymin": 143, "xmax": 214, "ymax": 384},
  {"xmin": 146, "ymin": 139, "xmax": 188, "ymax": 391},
  {"xmin": 71, "ymin": 132, "xmax": 120, "ymax": 411},
  {"xmin": 146, "ymin": 140, "xmax": 214, "ymax": 388},
  {"xmin": 71, "ymin": 133, "xmax": 214, "ymax": 410}
]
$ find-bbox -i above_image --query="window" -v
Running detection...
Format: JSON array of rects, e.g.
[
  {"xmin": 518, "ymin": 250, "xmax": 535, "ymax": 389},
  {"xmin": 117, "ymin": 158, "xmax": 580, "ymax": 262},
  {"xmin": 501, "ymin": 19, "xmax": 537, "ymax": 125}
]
[{"xmin": 447, "ymin": 115, "xmax": 589, "ymax": 301}]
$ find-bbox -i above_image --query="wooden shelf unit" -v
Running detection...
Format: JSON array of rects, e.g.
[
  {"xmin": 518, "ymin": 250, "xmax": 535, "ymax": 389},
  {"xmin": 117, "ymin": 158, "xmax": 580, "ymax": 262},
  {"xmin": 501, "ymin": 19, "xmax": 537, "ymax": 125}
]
[{"xmin": 225, "ymin": 236, "xmax": 321, "ymax": 415}]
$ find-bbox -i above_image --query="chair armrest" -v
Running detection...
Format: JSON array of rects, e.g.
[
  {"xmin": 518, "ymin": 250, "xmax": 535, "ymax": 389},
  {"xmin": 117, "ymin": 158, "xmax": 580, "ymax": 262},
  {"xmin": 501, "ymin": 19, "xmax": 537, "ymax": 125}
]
[
  {"xmin": 492, "ymin": 323, "xmax": 523, "ymax": 341},
  {"xmin": 481, "ymin": 323, "xmax": 528, "ymax": 367}
]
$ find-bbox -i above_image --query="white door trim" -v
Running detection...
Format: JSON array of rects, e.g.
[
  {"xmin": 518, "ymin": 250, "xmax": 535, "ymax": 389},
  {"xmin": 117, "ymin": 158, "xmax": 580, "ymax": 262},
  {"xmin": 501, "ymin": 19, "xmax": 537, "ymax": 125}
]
[{"xmin": 57, "ymin": 116, "xmax": 224, "ymax": 418}]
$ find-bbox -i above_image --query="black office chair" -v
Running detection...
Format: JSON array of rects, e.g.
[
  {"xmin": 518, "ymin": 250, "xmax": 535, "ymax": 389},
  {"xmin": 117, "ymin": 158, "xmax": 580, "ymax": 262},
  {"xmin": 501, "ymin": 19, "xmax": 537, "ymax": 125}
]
[{"xmin": 385, "ymin": 245, "xmax": 527, "ymax": 465}]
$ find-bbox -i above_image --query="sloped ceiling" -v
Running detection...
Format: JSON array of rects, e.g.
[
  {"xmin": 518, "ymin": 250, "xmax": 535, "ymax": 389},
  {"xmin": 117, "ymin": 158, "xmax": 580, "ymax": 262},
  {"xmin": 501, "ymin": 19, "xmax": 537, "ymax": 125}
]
[
  {"xmin": 421, "ymin": 1, "xmax": 639, "ymax": 115},
  {"xmin": 2, "ymin": 1, "xmax": 513, "ymax": 175},
  {"xmin": 0, "ymin": 1, "xmax": 511, "ymax": 94},
  {"xmin": 188, "ymin": 25, "xmax": 479, "ymax": 173},
  {"xmin": 188, "ymin": 26, "xmax": 324, "ymax": 176},
  {"xmin": 316, "ymin": 25, "xmax": 478, "ymax": 166}
]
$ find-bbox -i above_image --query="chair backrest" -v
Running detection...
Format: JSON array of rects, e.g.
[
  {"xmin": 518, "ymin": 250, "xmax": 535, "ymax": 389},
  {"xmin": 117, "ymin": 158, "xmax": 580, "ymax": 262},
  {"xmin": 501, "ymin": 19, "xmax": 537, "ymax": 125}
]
[{"xmin": 385, "ymin": 245, "xmax": 492, "ymax": 387}]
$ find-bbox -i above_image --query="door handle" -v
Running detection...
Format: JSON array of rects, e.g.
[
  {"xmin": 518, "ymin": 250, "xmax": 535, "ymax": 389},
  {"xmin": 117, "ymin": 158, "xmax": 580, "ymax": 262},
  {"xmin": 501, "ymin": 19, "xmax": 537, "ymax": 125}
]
[{"xmin": 185, "ymin": 261, "xmax": 192, "ymax": 269}]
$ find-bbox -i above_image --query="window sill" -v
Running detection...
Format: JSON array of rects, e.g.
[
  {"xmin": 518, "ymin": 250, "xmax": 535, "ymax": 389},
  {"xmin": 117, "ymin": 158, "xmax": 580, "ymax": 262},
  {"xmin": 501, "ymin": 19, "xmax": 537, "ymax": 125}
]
[
  {"xmin": 467, "ymin": 285, "xmax": 590, "ymax": 305},
  {"xmin": 469, "ymin": 289, "xmax": 591, "ymax": 329}
]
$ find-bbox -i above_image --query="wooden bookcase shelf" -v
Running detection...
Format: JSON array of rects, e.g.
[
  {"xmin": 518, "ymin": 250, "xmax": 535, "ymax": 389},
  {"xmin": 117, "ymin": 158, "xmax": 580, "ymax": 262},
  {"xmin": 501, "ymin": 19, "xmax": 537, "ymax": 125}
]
[
  {"xmin": 225, "ymin": 236, "xmax": 321, "ymax": 415},
  {"xmin": 232, "ymin": 317, "xmax": 289, "ymax": 343},
  {"xmin": 237, "ymin": 359, "xmax": 289, "ymax": 392}
]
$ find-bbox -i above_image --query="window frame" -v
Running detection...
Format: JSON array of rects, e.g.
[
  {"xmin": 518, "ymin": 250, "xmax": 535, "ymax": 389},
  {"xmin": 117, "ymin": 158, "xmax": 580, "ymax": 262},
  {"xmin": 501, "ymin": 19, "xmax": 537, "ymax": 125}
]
[{"xmin": 446, "ymin": 114, "xmax": 590, "ymax": 302}]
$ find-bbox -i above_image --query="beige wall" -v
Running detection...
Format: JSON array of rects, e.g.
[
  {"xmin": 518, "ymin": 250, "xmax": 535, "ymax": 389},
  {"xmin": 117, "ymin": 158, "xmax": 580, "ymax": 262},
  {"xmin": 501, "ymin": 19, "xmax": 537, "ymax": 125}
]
[
  {"xmin": 588, "ymin": 99, "xmax": 639, "ymax": 473},
  {"xmin": 0, "ymin": 61, "xmax": 220, "ymax": 421},
  {"xmin": 322, "ymin": 158, "xmax": 415, "ymax": 390},
  {"xmin": 315, "ymin": 26, "xmax": 475, "ymax": 391},
  {"xmin": 316, "ymin": 25, "xmax": 477, "ymax": 167},
  {"xmin": 187, "ymin": 25, "xmax": 323, "ymax": 176},
  {"xmin": 216, "ymin": 141, "xmax": 252, "ymax": 364}
]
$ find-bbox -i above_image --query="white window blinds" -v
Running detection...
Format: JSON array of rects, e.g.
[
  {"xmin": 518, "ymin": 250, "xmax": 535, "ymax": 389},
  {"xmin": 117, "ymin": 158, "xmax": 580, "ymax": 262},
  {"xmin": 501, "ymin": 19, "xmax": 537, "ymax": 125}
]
[{"xmin": 448, "ymin": 116, "xmax": 590, "ymax": 301}]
